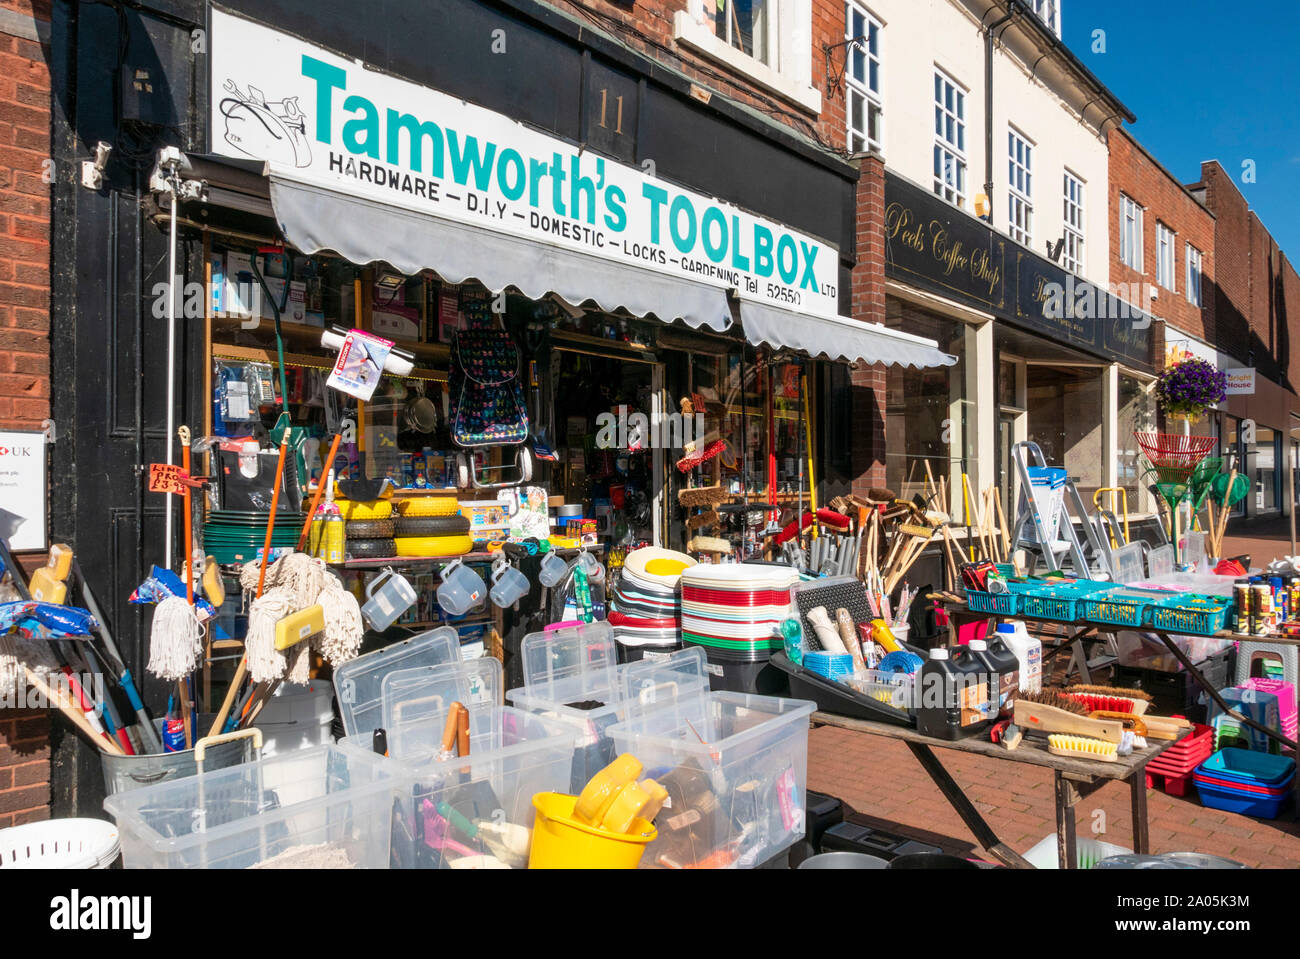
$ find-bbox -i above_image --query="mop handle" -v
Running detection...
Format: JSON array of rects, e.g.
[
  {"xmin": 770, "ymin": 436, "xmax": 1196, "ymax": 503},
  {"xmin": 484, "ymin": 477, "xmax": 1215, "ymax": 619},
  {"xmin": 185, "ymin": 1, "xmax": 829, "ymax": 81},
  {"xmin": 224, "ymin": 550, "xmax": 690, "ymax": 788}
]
[
  {"xmin": 256, "ymin": 435, "xmax": 290, "ymax": 598},
  {"xmin": 180, "ymin": 427, "xmax": 193, "ymax": 604},
  {"xmin": 209, "ymin": 435, "xmax": 289, "ymax": 740},
  {"xmin": 297, "ymin": 432, "xmax": 344, "ymax": 551}
]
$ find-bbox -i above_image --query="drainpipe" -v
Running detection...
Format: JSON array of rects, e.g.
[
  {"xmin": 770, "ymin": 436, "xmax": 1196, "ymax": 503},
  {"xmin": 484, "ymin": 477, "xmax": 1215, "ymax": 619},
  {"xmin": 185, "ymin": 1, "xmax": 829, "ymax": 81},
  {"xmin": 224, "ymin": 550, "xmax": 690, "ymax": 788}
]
[{"xmin": 984, "ymin": 4, "xmax": 1015, "ymax": 225}]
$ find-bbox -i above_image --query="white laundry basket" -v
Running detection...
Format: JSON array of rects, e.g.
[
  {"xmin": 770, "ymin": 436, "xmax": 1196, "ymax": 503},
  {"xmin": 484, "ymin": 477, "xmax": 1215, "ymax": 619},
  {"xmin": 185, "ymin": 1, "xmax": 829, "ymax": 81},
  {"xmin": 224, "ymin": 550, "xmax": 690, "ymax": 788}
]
[{"xmin": 0, "ymin": 819, "xmax": 121, "ymax": 869}]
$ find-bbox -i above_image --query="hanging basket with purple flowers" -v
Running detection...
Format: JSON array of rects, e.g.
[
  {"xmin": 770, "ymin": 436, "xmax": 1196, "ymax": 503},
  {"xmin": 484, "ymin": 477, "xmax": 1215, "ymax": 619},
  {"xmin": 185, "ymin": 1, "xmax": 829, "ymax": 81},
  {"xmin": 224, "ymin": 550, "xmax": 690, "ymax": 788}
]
[{"xmin": 1155, "ymin": 357, "xmax": 1226, "ymax": 422}]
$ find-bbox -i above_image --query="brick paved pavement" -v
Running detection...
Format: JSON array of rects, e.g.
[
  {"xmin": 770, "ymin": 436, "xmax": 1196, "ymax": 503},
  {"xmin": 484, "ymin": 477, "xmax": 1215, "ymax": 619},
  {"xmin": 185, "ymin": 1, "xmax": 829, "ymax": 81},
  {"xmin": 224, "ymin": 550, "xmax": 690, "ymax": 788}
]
[
  {"xmin": 807, "ymin": 726, "xmax": 1300, "ymax": 867},
  {"xmin": 802, "ymin": 514, "xmax": 1300, "ymax": 868}
]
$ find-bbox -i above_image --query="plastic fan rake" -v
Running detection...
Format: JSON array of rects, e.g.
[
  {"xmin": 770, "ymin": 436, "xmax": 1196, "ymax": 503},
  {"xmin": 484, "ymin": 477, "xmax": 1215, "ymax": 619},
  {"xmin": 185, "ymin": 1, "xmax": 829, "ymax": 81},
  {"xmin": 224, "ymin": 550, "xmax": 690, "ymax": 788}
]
[{"xmin": 1133, "ymin": 432, "xmax": 1218, "ymax": 470}]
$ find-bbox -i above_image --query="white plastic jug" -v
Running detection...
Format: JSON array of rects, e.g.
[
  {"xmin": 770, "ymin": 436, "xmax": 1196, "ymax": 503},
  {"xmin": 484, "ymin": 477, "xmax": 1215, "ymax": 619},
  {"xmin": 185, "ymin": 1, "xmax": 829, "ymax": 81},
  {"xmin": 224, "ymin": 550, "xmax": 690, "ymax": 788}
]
[
  {"xmin": 489, "ymin": 556, "xmax": 530, "ymax": 608},
  {"xmin": 437, "ymin": 558, "xmax": 487, "ymax": 616},
  {"xmin": 538, "ymin": 551, "xmax": 571, "ymax": 588},
  {"xmin": 995, "ymin": 621, "xmax": 1042, "ymax": 694},
  {"xmin": 361, "ymin": 568, "xmax": 417, "ymax": 631},
  {"xmin": 576, "ymin": 549, "xmax": 605, "ymax": 585}
]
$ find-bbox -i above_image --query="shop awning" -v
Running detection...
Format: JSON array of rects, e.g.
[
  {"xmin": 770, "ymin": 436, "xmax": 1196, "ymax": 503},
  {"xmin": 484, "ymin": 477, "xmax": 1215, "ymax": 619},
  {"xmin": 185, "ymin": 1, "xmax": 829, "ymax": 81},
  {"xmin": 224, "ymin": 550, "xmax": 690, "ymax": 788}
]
[
  {"xmin": 268, "ymin": 175, "xmax": 732, "ymax": 333},
  {"xmin": 738, "ymin": 301, "xmax": 957, "ymax": 369}
]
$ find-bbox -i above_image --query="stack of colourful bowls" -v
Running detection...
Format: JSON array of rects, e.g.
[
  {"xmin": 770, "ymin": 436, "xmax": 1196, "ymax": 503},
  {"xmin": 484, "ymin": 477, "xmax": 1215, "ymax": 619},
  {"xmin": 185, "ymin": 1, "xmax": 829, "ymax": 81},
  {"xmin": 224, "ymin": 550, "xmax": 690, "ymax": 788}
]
[
  {"xmin": 608, "ymin": 548, "xmax": 696, "ymax": 660},
  {"xmin": 679, "ymin": 565, "xmax": 799, "ymax": 665}
]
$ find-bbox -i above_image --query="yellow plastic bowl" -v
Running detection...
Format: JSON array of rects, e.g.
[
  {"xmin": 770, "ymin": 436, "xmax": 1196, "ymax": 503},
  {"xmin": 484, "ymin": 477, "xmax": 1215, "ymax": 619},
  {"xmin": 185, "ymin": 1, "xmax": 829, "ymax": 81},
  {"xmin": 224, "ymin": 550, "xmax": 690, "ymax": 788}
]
[
  {"xmin": 528, "ymin": 793, "xmax": 656, "ymax": 869},
  {"xmin": 393, "ymin": 535, "xmax": 473, "ymax": 557}
]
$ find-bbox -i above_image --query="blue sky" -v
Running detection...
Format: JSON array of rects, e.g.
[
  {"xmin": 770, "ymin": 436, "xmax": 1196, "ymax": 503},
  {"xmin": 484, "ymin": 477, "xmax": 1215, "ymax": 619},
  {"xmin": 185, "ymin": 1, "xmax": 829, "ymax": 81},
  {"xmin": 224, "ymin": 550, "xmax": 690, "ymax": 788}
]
[{"xmin": 1064, "ymin": 0, "xmax": 1300, "ymax": 260}]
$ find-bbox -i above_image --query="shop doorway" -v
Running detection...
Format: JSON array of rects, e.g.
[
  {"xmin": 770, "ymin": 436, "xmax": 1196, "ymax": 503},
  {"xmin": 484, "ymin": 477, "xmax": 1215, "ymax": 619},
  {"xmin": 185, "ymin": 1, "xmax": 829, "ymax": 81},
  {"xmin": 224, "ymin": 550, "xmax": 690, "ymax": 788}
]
[{"xmin": 551, "ymin": 349, "xmax": 665, "ymax": 549}]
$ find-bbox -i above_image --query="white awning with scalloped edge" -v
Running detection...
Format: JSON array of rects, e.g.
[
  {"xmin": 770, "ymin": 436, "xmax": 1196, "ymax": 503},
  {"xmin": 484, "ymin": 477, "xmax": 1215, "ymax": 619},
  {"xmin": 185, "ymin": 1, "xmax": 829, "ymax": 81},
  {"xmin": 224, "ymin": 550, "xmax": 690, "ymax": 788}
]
[
  {"xmin": 738, "ymin": 301, "xmax": 957, "ymax": 368},
  {"xmin": 269, "ymin": 175, "xmax": 733, "ymax": 333}
]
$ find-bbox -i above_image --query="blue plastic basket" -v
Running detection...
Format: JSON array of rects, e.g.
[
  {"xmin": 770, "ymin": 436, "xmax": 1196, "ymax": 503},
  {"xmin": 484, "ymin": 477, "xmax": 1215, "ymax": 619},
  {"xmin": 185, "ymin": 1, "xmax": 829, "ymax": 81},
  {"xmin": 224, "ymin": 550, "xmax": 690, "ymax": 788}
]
[
  {"xmin": 1149, "ymin": 593, "xmax": 1234, "ymax": 636},
  {"xmin": 1080, "ymin": 588, "xmax": 1176, "ymax": 628},
  {"xmin": 966, "ymin": 580, "xmax": 1040, "ymax": 616},
  {"xmin": 1022, "ymin": 581, "xmax": 1116, "ymax": 622}
]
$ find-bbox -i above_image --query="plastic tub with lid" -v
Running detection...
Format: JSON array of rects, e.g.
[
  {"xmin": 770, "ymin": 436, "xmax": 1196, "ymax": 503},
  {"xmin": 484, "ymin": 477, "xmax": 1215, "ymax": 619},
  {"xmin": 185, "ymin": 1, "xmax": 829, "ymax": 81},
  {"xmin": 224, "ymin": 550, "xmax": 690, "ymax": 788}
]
[
  {"xmin": 607, "ymin": 690, "xmax": 815, "ymax": 869},
  {"xmin": 103, "ymin": 744, "xmax": 397, "ymax": 869},
  {"xmin": 334, "ymin": 627, "xmax": 460, "ymax": 737},
  {"xmin": 253, "ymin": 679, "xmax": 335, "ymax": 758},
  {"xmin": 340, "ymin": 658, "xmax": 577, "ymax": 869},
  {"xmin": 506, "ymin": 623, "xmax": 708, "ymax": 791}
]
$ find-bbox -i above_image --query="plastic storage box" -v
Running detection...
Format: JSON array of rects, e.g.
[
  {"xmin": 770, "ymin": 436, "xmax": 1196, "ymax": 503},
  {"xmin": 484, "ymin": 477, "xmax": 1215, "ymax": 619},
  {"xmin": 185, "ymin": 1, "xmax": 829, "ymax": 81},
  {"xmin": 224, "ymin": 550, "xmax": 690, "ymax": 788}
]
[
  {"xmin": 607, "ymin": 690, "xmax": 815, "ymax": 869},
  {"xmin": 1024, "ymin": 834, "xmax": 1132, "ymax": 869},
  {"xmin": 507, "ymin": 623, "xmax": 708, "ymax": 791},
  {"xmin": 334, "ymin": 627, "xmax": 461, "ymax": 737},
  {"xmin": 253, "ymin": 679, "xmax": 336, "ymax": 757},
  {"xmin": 104, "ymin": 745, "xmax": 397, "ymax": 868},
  {"xmin": 340, "ymin": 657, "xmax": 577, "ymax": 868}
]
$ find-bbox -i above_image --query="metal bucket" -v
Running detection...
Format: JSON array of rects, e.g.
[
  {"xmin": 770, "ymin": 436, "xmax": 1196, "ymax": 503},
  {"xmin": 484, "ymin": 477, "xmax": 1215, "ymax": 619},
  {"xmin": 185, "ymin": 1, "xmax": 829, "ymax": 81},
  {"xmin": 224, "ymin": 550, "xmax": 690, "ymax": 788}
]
[
  {"xmin": 100, "ymin": 716, "xmax": 259, "ymax": 796},
  {"xmin": 797, "ymin": 852, "xmax": 888, "ymax": 869}
]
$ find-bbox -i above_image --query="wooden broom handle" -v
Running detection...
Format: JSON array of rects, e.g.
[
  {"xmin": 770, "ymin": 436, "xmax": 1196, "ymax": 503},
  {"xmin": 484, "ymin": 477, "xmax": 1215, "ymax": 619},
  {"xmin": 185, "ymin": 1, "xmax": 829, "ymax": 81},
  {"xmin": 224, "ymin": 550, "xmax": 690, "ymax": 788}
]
[{"xmin": 26, "ymin": 668, "xmax": 124, "ymax": 756}]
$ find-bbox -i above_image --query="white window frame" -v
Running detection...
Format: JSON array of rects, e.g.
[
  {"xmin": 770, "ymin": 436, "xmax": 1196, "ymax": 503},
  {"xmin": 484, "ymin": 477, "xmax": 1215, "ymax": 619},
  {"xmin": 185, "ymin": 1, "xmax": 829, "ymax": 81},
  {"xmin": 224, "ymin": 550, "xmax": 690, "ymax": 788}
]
[
  {"xmin": 1032, "ymin": 0, "xmax": 1061, "ymax": 36},
  {"xmin": 1007, "ymin": 126, "xmax": 1034, "ymax": 247},
  {"xmin": 1120, "ymin": 193, "xmax": 1144, "ymax": 273},
  {"xmin": 1186, "ymin": 244, "xmax": 1204, "ymax": 307},
  {"xmin": 1156, "ymin": 222, "xmax": 1177, "ymax": 292},
  {"xmin": 1062, "ymin": 170, "xmax": 1085, "ymax": 275},
  {"xmin": 673, "ymin": 1, "xmax": 821, "ymax": 113},
  {"xmin": 933, "ymin": 68, "xmax": 967, "ymax": 209},
  {"xmin": 844, "ymin": 1, "xmax": 883, "ymax": 154}
]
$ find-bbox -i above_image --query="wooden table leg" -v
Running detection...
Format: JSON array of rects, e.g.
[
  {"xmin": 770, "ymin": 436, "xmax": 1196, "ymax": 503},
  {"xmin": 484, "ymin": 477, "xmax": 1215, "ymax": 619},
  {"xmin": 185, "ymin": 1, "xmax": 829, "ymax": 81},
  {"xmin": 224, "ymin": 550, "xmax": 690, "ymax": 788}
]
[
  {"xmin": 1054, "ymin": 771, "xmax": 1079, "ymax": 869},
  {"xmin": 906, "ymin": 741, "xmax": 1034, "ymax": 869},
  {"xmin": 1129, "ymin": 770, "xmax": 1150, "ymax": 854}
]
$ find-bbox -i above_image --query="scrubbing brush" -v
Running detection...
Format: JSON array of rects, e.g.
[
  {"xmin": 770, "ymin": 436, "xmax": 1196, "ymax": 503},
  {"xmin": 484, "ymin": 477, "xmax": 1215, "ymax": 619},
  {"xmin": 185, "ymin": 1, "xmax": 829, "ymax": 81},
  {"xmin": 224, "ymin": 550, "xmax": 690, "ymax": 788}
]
[
  {"xmin": 1047, "ymin": 734, "xmax": 1118, "ymax": 762},
  {"xmin": 678, "ymin": 486, "xmax": 728, "ymax": 508},
  {"xmin": 1019, "ymin": 688, "xmax": 1088, "ymax": 714},
  {"xmin": 1066, "ymin": 683, "xmax": 1153, "ymax": 702}
]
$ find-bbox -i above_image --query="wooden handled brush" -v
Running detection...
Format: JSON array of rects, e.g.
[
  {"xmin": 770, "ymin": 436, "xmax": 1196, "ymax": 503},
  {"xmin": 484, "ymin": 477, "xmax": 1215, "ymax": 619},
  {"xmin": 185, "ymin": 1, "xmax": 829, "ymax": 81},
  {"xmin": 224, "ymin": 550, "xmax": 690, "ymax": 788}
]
[{"xmin": 1014, "ymin": 690, "xmax": 1124, "ymax": 744}]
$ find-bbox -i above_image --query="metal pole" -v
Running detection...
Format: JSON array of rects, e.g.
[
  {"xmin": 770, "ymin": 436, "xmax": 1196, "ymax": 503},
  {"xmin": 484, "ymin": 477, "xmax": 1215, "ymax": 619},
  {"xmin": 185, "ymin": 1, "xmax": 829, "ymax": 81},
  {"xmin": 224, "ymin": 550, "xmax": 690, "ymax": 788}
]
[
  {"xmin": 164, "ymin": 171, "xmax": 179, "ymax": 571},
  {"xmin": 1290, "ymin": 439, "xmax": 1297, "ymax": 557}
]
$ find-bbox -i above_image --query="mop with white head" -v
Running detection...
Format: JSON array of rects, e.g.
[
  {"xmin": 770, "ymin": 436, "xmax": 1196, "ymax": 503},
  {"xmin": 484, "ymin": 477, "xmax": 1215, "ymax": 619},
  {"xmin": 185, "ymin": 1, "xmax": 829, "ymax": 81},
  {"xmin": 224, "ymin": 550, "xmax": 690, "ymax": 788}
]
[{"xmin": 146, "ymin": 594, "xmax": 204, "ymax": 682}]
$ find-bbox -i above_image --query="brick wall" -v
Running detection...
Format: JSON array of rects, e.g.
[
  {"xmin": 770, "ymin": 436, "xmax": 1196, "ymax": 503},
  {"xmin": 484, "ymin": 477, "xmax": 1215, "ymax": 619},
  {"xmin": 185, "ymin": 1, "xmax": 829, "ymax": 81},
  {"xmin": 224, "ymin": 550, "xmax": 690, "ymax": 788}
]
[
  {"xmin": 0, "ymin": 0, "xmax": 51, "ymax": 825},
  {"xmin": 850, "ymin": 152, "xmax": 886, "ymax": 492},
  {"xmin": 1107, "ymin": 128, "xmax": 1215, "ymax": 346},
  {"xmin": 1192, "ymin": 161, "xmax": 1286, "ymax": 382},
  {"xmin": 543, "ymin": 0, "xmax": 846, "ymax": 150}
]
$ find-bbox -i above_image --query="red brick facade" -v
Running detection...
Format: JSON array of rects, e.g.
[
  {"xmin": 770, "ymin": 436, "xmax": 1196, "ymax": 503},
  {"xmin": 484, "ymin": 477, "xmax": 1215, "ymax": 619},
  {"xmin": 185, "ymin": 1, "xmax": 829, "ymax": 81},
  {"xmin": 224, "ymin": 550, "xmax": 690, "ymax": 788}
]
[
  {"xmin": 0, "ymin": 0, "xmax": 51, "ymax": 825},
  {"xmin": 544, "ymin": 0, "xmax": 846, "ymax": 150},
  {"xmin": 850, "ymin": 152, "xmax": 887, "ymax": 493},
  {"xmin": 1107, "ymin": 128, "xmax": 1215, "ymax": 347},
  {"xmin": 1189, "ymin": 160, "xmax": 1300, "ymax": 390}
]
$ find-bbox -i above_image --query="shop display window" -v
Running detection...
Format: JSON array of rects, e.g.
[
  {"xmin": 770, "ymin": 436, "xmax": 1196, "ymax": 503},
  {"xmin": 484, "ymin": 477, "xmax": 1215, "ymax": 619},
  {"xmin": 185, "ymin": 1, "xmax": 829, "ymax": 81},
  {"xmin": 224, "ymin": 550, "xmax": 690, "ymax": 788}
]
[{"xmin": 884, "ymin": 306, "xmax": 969, "ymax": 505}]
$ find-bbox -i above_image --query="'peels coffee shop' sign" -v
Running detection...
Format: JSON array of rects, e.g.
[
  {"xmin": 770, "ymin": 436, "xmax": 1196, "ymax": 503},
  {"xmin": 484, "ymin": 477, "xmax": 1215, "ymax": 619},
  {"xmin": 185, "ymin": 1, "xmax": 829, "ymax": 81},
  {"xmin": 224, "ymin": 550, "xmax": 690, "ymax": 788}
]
[{"xmin": 883, "ymin": 172, "xmax": 1152, "ymax": 371}]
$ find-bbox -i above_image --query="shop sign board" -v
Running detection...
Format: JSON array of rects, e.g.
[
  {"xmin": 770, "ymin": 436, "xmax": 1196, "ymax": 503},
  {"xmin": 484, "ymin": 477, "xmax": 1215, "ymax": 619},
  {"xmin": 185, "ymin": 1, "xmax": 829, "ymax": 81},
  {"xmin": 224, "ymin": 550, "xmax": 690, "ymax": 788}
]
[
  {"xmin": 0, "ymin": 430, "xmax": 46, "ymax": 551},
  {"xmin": 210, "ymin": 10, "xmax": 840, "ymax": 320},
  {"xmin": 883, "ymin": 172, "xmax": 1152, "ymax": 370},
  {"xmin": 1225, "ymin": 368, "xmax": 1256, "ymax": 396}
]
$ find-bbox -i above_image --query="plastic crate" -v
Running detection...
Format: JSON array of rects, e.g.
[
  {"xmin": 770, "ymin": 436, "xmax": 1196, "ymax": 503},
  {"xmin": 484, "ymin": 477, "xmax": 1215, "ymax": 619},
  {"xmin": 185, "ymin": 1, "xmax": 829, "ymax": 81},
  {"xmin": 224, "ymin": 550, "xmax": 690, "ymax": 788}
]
[
  {"xmin": 1149, "ymin": 594, "xmax": 1234, "ymax": 636},
  {"xmin": 375, "ymin": 706, "xmax": 577, "ymax": 869},
  {"xmin": 965, "ymin": 579, "xmax": 1043, "ymax": 616},
  {"xmin": 506, "ymin": 624, "xmax": 708, "ymax": 791},
  {"xmin": 608, "ymin": 691, "xmax": 815, "ymax": 869},
  {"xmin": 103, "ymin": 745, "xmax": 397, "ymax": 869},
  {"xmin": 846, "ymin": 670, "xmax": 915, "ymax": 711},
  {"xmin": 334, "ymin": 627, "xmax": 461, "ymax": 737},
  {"xmin": 1080, "ymin": 588, "xmax": 1175, "ymax": 628},
  {"xmin": 1195, "ymin": 760, "xmax": 1295, "ymax": 819},
  {"xmin": 1022, "ymin": 581, "xmax": 1115, "ymax": 622}
]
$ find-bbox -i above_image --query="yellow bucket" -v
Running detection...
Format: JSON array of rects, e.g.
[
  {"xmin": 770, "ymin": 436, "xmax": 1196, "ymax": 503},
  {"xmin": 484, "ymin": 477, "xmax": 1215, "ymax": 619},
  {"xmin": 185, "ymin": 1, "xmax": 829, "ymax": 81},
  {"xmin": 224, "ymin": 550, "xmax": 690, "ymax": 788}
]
[{"xmin": 528, "ymin": 793, "xmax": 657, "ymax": 869}]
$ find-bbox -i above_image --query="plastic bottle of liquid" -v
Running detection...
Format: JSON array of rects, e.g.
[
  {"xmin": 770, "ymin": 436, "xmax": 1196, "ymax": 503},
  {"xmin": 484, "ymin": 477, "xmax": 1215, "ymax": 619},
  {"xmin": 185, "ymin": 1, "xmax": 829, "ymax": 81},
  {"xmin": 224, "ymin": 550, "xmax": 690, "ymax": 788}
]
[
  {"xmin": 952, "ymin": 644, "xmax": 993, "ymax": 732},
  {"xmin": 970, "ymin": 637, "xmax": 1019, "ymax": 718},
  {"xmin": 916, "ymin": 647, "xmax": 989, "ymax": 740},
  {"xmin": 995, "ymin": 621, "xmax": 1041, "ymax": 694}
]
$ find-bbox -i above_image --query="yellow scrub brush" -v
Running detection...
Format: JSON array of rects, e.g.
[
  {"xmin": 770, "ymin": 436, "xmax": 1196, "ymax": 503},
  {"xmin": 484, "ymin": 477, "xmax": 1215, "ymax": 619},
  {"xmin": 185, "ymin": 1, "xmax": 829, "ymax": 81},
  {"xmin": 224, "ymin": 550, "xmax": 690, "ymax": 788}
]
[{"xmin": 1047, "ymin": 734, "xmax": 1118, "ymax": 762}]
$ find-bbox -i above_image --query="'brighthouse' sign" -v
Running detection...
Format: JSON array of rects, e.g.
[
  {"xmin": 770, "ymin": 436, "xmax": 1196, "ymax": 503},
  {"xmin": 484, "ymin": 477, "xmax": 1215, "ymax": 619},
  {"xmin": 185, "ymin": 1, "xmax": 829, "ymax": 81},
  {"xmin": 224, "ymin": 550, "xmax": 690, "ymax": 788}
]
[{"xmin": 210, "ymin": 10, "xmax": 840, "ymax": 319}]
